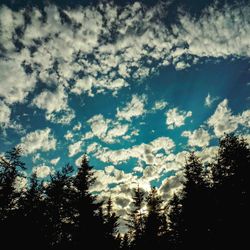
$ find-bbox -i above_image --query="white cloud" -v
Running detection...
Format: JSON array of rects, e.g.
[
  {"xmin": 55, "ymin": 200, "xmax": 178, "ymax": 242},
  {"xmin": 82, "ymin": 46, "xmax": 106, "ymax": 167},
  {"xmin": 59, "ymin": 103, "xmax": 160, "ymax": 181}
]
[
  {"xmin": 0, "ymin": 58, "xmax": 36, "ymax": 104},
  {"xmin": 104, "ymin": 124, "xmax": 129, "ymax": 143},
  {"xmin": 205, "ymin": 93, "xmax": 218, "ymax": 107},
  {"xmin": 152, "ymin": 100, "xmax": 168, "ymax": 111},
  {"xmin": 32, "ymin": 85, "xmax": 75, "ymax": 124},
  {"xmin": 196, "ymin": 146, "xmax": 219, "ymax": 164},
  {"xmin": 64, "ymin": 131, "xmax": 74, "ymax": 140},
  {"xmin": 208, "ymin": 99, "xmax": 238, "ymax": 137},
  {"xmin": 0, "ymin": 2, "xmax": 249, "ymax": 113},
  {"xmin": 50, "ymin": 157, "xmax": 60, "ymax": 165},
  {"xmin": 82, "ymin": 131, "xmax": 94, "ymax": 140},
  {"xmin": 14, "ymin": 176, "xmax": 28, "ymax": 192},
  {"xmin": 159, "ymin": 172, "xmax": 184, "ymax": 200},
  {"xmin": 0, "ymin": 101, "xmax": 11, "ymax": 126},
  {"xmin": 73, "ymin": 122, "xmax": 82, "ymax": 131},
  {"xmin": 116, "ymin": 95, "xmax": 146, "ymax": 121},
  {"xmin": 71, "ymin": 76, "xmax": 94, "ymax": 96},
  {"xmin": 68, "ymin": 141, "xmax": 83, "ymax": 157},
  {"xmin": 93, "ymin": 136, "xmax": 175, "ymax": 166},
  {"xmin": 182, "ymin": 128, "xmax": 210, "ymax": 148},
  {"xmin": 32, "ymin": 86, "xmax": 67, "ymax": 113},
  {"xmin": 20, "ymin": 128, "xmax": 56, "ymax": 155},
  {"xmin": 32, "ymin": 165, "xmax": 53, "ymax": 178},
  {"xmin": 87, "ymin": 114, "xmax": 131, "ymax": 144},
  {"xmin": 86, "ymin": 142, "xmax": 99, "ymax": 154},
  {"xmin": 166, "ymin": 108, "xmax": 192, "ymax": 129},
  {"xmin": 208, "ymin": 99, "xmax": 250, "ymax": 137},
  {"xmin": 88, "ymin": 114, "xmax": 110, "ymax": 139},
  {"xmin": 175, "ymin": 61, "xmax": 190, "ymax": 70},
  {"xmin": 175, "ymin": 3, "xmax": 250, "ymax": 60},
  {"xmin": 122, "ymin": 129, "xmax": 139, "ymax": 140}
]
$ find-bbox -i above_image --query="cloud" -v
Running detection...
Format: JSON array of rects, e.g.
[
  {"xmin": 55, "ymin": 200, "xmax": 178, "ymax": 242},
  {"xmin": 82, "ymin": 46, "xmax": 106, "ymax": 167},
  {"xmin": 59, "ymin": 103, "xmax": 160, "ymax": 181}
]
[
  {"xmin": 166, "ymin": 108, "xmax": 192, "ymax": 129},
  {"xmin": 159, "ymin": 172, "xmax": 184, "ymax": 200},
  {"xmin": 175, "ymin": 61, "xmax": 190, "ymax": 70},
  {"xmin": 19, "ymin": 128, "xmax": 57, "ymax": 155},
  {"xmin": 32, "ymin": 85, "xmax": 75, "ymax": 124},
  {"xmin": 152, "ymin": 100, "xmax": 168, "ymax": 111},
  {"xmin": 104, "ymin": 124, "xmax": 129, "ymax": 143},
  {"xmin": 0, "ymin": 1, "xmax": 249, "ymax": 133},
  {"xmin": 86, "ymin": 113, "xmax": 130, "ymax": 144},
  {"xmin": 71, "ymin": 76, "xmax": 94, "ymax": 96},
  {"xmin": 68, "ymin": 140, "xmax": 83, "ymax": 157},
  {"xmin": 50, "ymin": 157, "xmax": 60, "ymax": 165},
  {"xmin": 32, "ymin": 165, "xmax": 53, "ymax": 178},
  {"xmin": 116, "ymin": 95, "xmax": 146, "ymax": 121},
  {"xmin": 73, "ymin": 122, "xmax": 82, "ymax": 131},
  {"xmin": 0, "ymin": 101, "xmax": 11, "ymax": 126},
  {"xmin": 90, "ymin": 165, "xmax": 136, "ymax": 193},
  {"xmin": 174, "ymin": 3, "xmax": 250, "ymax": 60},
  {"xmin": 88, "ymin": 114, "xmax": 110, "ymax": 139},
  {"xmin": 182, "ymin": 128, "xmax": 210, "ymax": 148},
  {"xmin": 93, "ymin": 136, "xmax": 175, "ymax": 167},
  {"xmin": 0, "ymin": 58, "xmax": 36, "ymax": 104},
  {"xmin": 204, "ymin": 93, "xmax": 218, "ymax": 107},
  {"xmin": 208, "ymin": 99, "xmax": 238, "ymax": 137},
  {"xmin": 14, "ymin": 176, "xmax": 28, "ymax": 192}
]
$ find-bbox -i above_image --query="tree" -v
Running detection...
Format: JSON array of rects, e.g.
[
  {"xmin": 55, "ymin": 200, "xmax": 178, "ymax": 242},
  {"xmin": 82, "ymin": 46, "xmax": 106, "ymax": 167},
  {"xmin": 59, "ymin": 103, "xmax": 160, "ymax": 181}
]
[
  {"xmin": 167, "ymin": 153, "xmax": 211, "ymax": 250},
  {"xmin": 71, "ymin": 155, "xmax": 105, "ymax": 249},
  {"xmin": 0, "ymin": 146, "xmax": 26, "ymax": 219},
  {"xmin": 143, "ymin": 187, "xmax": 167, "ymax": 250},
  {"xmin": 211, "ymin": 134, "xmax": 250, "ymax": 249},
  {"xmin": 0, "ymin": 147, "xmax": 26, "ymax": 248},
  {"xmin": 126, "ymin": 186, "xmax": 145, "ymax": 250},
  {"xmin": 45, "ymin": 164, "xmax": 75, "ymax": 249},
  {"xmin": 103, "ymin": 197, "xmax": 120, "ymax": 249}
]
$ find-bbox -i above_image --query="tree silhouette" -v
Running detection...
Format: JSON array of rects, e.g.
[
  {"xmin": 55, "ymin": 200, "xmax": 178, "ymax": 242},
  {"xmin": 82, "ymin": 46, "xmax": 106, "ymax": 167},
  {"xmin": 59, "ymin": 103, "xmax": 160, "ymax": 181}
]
[
  {"xmin": 103, "ymin": 197, "xmax": 120, "ymax": 249},
  {"xmin": 211, "ymin": 134, "xmax": 250, "ymax": 249},
  {"xmin": 0, "ymin": 133, "xmax": 249, "ymax": 250},
  {"xmin": 0, "ymin": 146, "xmax": 27, "ymax": 249},
  {"xmin": 142, "ymin": 187, "xmax": 167, "ymax": 250},
  {"xmin": 168, "ymin": 152, "xmax": 212, "ymax": 250},
  {"xmin": 126, "ymin": 185, "xmax": 145, "ymax": 250},
  {"xmin": 71, "ymin": 155, "xmax": 106, "ymax": 249}
]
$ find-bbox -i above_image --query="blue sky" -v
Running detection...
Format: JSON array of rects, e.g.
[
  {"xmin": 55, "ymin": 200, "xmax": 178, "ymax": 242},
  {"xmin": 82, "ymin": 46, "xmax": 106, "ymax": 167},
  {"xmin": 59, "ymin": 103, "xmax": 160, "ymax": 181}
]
[{"xmin": 0, "ymin": 0, "xmax": 250, "ymax": 226}]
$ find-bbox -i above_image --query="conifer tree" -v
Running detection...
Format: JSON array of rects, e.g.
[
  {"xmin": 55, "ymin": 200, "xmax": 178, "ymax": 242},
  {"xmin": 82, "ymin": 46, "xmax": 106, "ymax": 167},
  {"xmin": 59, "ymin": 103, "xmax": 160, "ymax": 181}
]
[
  {"xmin": 0, "ymin": 147, "xmax": 26, "ymax": 248},
  {"xmin": 168, "ymin": 153, "xmax": 211, "ymax": 250},
  {"xmin": 103, "ymin": 197, "xmax": 120, "ymax": 249},
  {"xmin": 71, "ymin": 155, "xmax": 104, "ymax": 249},
  {"xmin": 143, "ymin": 187, "xmax": 167, "ymax": 250},
  {"xmin": 126, "ymin": 186, "xmax": 145, "ymax": 250},
  {"xmin": 211, "ymin": 134, "xmax": 250, "ymax": 249}
]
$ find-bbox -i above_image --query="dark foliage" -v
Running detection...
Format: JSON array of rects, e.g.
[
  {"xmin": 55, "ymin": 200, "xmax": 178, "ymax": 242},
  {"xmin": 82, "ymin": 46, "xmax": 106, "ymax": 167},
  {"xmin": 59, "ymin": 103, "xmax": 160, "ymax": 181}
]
[{"xmin": 0, "ymin": 134, "xmax": 249, "ymax": 250}]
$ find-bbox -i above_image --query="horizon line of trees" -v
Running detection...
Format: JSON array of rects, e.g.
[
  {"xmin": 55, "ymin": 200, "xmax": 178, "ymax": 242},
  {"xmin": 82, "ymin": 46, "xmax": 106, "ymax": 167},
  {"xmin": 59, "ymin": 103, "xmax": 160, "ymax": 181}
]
[{"xmin": 0, "ymin": 133, "xmax": 249, "ymax": 250}]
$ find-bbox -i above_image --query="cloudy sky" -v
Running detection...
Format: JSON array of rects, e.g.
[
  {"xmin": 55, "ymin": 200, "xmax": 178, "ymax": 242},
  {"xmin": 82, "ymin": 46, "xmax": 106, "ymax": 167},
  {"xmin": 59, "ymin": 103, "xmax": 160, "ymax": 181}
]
[{"xmin": 0, "ymin": 0, "xmax": 250, "ymax": 228}]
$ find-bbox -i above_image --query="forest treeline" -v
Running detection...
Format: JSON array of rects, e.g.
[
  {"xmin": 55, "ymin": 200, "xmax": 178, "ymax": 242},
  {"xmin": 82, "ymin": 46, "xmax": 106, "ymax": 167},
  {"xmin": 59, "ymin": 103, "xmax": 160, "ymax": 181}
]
[{"xmin": 0, "ymin": 134, "xmax": 249, "ymax": 250}]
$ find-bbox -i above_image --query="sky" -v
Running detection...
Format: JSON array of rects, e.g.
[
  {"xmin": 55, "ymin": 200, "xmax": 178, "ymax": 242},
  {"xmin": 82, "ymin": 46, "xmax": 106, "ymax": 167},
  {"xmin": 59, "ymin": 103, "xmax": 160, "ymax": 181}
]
[{"xmin": 0, "ymin": 0, "xmax": 250, "ymax": 230}]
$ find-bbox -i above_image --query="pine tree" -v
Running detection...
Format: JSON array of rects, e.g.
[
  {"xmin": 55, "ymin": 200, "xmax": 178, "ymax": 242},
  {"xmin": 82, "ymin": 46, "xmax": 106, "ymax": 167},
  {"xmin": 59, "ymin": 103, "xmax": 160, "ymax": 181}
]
[
  {"xmin": 167, "ymin": 193, "xmax": 183, "ymax": 249},
  {"xmin": 126, "ymin": 186, "xmax": 145, "ymax": 250},
  {"xmin": 143, "ymin": 187, "xmax": 167, "ymax": 250},
  {"xmin": 103, "ymin": 197, "xmax": 120, "ymax": 249},
  {"xmin": 45, "ymin": 164, "xmax": 75, "ymax": 248},
  {"xmin": 168, "ymin": 153, "xmax": 211, "ymax": 250},
  {"xmin": 0, "ymin": 146, "xmax": 25, "ymax": 219},
  {"xmin": 211, "ymin": 134, "xmax": 250, "ymax": 249},
  {"xmin": 71, "ymin": 155, "xmax": 105, "ymax": 249},
  {"xmin": 17, "ymin": 173, "xmax": 50, "ymax": 248},
  {"xmin": 0, "ymin": 147, "xmax": 26, "ymax": 248}
]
